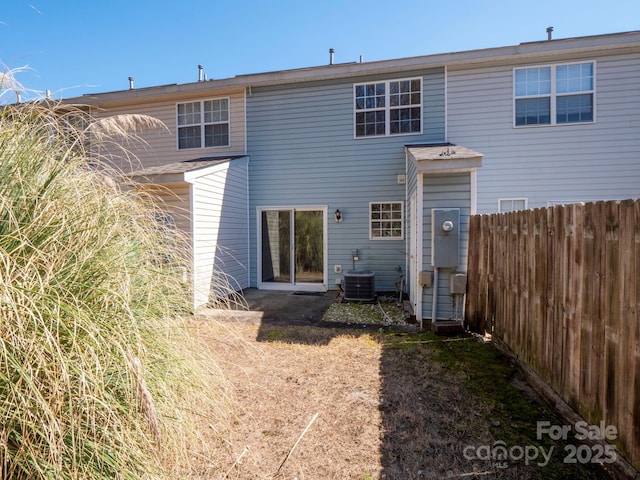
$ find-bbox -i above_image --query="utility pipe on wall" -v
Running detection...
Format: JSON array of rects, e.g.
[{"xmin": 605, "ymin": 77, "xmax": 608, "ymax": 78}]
[{"xmin": 431, "ymin": 267, "xmax": 439, "ymax": 323}]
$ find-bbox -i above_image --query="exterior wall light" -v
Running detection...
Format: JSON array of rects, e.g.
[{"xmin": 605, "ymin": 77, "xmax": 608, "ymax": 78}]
[{"xmin": 334, "ymin": 209, "xmax": 342, "ymax": 223}]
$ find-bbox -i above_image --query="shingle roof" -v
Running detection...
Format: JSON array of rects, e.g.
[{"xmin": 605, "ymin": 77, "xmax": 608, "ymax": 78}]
[
  {"xmin": 405, "ymin": 143, "xmax": 483, "ymax": 161},
  {"xmin": 406, "ymin": 143, "xmax": 483, "ymax": 174},
  {"xmin": 127, "ymin": 156, "xmax": 244, "ymax": 177}
]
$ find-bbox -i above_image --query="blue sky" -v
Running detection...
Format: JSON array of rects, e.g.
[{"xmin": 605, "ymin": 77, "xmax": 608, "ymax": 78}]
[{"xmin": 1, "ymin": 0, "xmax": 638, "ymax": 101}]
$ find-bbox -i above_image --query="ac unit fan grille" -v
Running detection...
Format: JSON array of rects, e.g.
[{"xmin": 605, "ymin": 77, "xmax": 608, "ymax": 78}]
[{"xmin": 343, "ymin": 270, "xmax": 376, "ymax": 302}]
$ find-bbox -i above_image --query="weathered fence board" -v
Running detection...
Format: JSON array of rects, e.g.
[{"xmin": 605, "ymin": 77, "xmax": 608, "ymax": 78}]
[{"xmin": 466, "ymin": 199, "xmax": 640, "ymax": 473}]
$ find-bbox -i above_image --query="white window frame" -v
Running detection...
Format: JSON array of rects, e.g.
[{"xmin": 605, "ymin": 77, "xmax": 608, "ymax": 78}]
[
  {"xmin": 176, "ymin": 97, "xmax": 230, "ymax": 150},
  {"xmin": 499, "ymin": 198, "xmax": 528, "ymax": 213},
  {"xmin": 369, "ymin": 201, "xmax": 404, "ymax": 240},
  {"xmin": 513, "ymin": 61, "xmax": 595, "ymax": 128},
  {"xmin": 256, "ymin": 206, "xmax": 328, "ymax": 292},
  {"xmin": 354, "ymin": 78, "xmax": 423, "ymax": 138}
]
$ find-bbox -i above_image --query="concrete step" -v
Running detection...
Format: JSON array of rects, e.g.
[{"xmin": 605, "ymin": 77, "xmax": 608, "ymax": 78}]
[
  {"xmin": 432, "ymin": 320, "xmax": 464, "ymax": 335},
  {"xmin": 402, "ymin": 300, "xmax": 417, "ymax": 323}
]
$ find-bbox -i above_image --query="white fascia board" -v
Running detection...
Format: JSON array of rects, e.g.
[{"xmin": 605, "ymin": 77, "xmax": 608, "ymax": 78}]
[
  {"xmin": 64, "ymin": 32, "xmax": 640, "ymax": 107},
  {"xmin": 183, "ymin": 156, "xmax": 249, "ymax": 183}
]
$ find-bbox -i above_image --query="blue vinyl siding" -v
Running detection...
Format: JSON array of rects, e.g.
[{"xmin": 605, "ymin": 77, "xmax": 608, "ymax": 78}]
[
  {"xmin": 421, "ymin": 173, "xmax": 471, "ymax": 320},
  {"xmin": 448, "ymin": 53, "xmax": 640, "ymax": 213},
  {"xmin": 247, "ymin": 69, "xmax": 446, "ymax": 290}
]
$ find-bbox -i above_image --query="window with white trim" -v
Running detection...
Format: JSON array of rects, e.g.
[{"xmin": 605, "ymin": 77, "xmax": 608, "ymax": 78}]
[
  {"xmin": 514, "ymin": 62, "xmax": 594, "ymax": 126},
  {"xmin": 354, "ymin": 78, "xmax": 422, "ymax": 137},
  {"xmin": 499, "ymin": 198, "xmax": 527, "ymax": 213},
  {"xmin": 177, "ymin": 98, "xmax": 229, "ymax": 149},
  {"xmin": 370, "ymin": 202, "xmax": 404, "ymax": 239}
]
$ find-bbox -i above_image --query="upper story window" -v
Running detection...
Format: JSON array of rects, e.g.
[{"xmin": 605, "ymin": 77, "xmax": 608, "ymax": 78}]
[
  {"xmin": 514, "ymin": 62, "xmax": 594, "ymax": 127},
  {"xmin": 177, "ymin": 98, "xmax": 229, "ymax": 149},
  {"xmin": 354, "ymin": 78, "xmax": 422, "ymax": 137}
]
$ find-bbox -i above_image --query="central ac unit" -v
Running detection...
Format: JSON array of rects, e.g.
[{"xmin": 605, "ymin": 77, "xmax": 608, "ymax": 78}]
[{"xmin": 343, "ymin": 270, "xmax": 376, "ymax": 302}]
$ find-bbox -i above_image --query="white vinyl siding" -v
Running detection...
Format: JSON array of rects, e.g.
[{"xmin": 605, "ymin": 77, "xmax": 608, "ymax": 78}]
[
  {"xmin": 190, "ymin": 159, "xmax": 249, "ymax": 307},
  {"xmin": 89, "ymin": 90, "xmax": 246, "ymax": 174},
  {"xmin": 177, "ymin": 98, "xmax": 230, "ymax": 149},
  {"xmin": 136, "ymin": 183, "xmax": 191, "ymax": 236}
]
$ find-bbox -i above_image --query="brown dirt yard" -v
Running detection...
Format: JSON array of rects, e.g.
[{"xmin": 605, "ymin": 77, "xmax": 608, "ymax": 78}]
[{"xmin": 193, "ymin": 291, "xmax": 614, "ymax": 480}]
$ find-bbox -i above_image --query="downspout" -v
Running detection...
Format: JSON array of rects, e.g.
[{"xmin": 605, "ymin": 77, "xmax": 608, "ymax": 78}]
[
  {"xmin": 416, "ymin": 174, "xmax": 424, "ymax": 328},
  {"xmin": 463, "ymin": 170, "xmax": 478, "ymax": 328},
  {"xmin": 246, "ymin": 161, "xmax": 251, "ymax": 289},
  {"xmin": 188, "ymin": 182, "xmax": 197, "ymax": 311},
  {"xmin": 243, "ymin": 87, "xmax": 251, "ymax": 287},
  {"xmin": 444, "ymin": 65, "xmax": 448, "ymax": 142},
  {"xmin": 432, "ymin": 267, "xmax": 438, "ymax": 324},
  {"xmin": 404, "ymin": 150, "xmax": 409, "ymax": 315},
  {"xmin": 432, "ymin": 64, "xmax": 447, "ymax": 326}
]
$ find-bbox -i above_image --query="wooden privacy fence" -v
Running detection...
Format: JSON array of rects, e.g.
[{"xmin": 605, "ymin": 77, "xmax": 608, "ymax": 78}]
[{"xmin": 465, "ymin": 199, "xmax": 640, "ymax": 472}]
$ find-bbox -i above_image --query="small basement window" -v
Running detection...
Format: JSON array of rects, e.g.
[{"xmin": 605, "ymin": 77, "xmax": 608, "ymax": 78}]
[
  {"xmin": 370, "ymin": 201, "xmax": 403, "ymax": 239},
  {"xmin": 499, "ymin": 198, "xmax": 527, "ymax": 212}
]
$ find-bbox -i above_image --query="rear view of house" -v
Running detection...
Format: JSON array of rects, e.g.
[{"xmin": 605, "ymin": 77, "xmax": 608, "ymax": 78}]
[
  {"xmin": 78, "ymin": 83, "xmax": 251, "ymax": 309},
  {"xmin": 65, "ymin": 30, "xmax": 640, "ymax": 326}
]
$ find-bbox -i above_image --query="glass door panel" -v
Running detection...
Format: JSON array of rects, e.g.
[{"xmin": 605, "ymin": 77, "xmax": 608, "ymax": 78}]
[
  {"xmin": 260, "ymin": 208, "xmax": 325, "ymax": 287},
  {"xmin": 294, "ymin": 210, "xmax": 323, "ymax": 283},
  {"xmin": 261, "ymin": 210, "xmax": 291, "ymax": 283}
]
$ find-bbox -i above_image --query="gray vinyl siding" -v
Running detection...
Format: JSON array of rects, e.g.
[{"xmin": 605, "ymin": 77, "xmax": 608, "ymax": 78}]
[
  {"xmin": 246, "ymin": 69, "xmax": 445, "ymax": 291},
  {"xmin": 421, "ymin": 173, "xmax": 470, "ymax": 320},
  {"xmin": 447, "ymin": 52, "xmax": 640, "ymax": 213},
  {"xmin": 190, "ymin": 160, "xmax": 249, "ymax": 307}
]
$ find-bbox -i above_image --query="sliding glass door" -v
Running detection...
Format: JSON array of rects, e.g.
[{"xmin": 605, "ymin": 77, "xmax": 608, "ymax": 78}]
[{"xmin": 259, "ymin": 208, "xmax": 326, "ymax": 290}]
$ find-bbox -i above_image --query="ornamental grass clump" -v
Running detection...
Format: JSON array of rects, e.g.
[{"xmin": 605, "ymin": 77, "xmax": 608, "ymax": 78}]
[{"xmin": 0, "ymin": 103, "xmax": 231, "ymax": 479}]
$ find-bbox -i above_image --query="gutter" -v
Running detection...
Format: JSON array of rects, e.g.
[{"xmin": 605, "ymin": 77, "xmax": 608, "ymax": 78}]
[{"xmin": 62, "ymin": 31, "xmax": 640, "ymax": 108}]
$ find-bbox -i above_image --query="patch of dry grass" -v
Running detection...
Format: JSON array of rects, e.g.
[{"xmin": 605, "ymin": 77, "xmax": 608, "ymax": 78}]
[
  {"xmin": 197, "ymin": 318, "xmax": 498, "ymax": 479},
  {"xmin": 197, "ymin": 321, "xmax": 383, "ymax": 479},
  {"xmin": 197, "ymin": 302, "xmax": 613, "ymax": 480}
]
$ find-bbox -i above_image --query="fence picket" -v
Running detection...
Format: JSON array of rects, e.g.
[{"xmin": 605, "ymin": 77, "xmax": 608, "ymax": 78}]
[{"xmin": 466, "ymin": 199, "xmax": 639, "ymax": 473}]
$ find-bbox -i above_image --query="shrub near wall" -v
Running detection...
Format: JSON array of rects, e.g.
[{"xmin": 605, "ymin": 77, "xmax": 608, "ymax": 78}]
[{"xmin": 0, "ymin": 105, "xmax": 228, "ymax": 479}]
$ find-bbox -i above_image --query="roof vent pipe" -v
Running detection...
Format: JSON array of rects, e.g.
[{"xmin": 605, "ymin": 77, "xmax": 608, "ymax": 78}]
[
  {"xmin": 546, "ymin": 26, "xmax": 553, "ymax": 40},
  {"xmin": 128, "ymin": 76, "xmax": 134, "ymax": 90},
  {"xmin": 198, "ymin": 64, "xmax": 204, "ymax": 82},
  {"xmin": 359, "ymin": 55, "xmax": 364, "ymax": 63},
  {"xmin": 329, "ymin": 48, "xmax": 335, "ymax": 65}
]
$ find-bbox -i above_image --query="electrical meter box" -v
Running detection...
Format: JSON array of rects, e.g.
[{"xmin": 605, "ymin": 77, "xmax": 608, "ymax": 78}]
[{"xmin": 432, "ymin": 208, "xmax": 460, "ymax": 268}]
